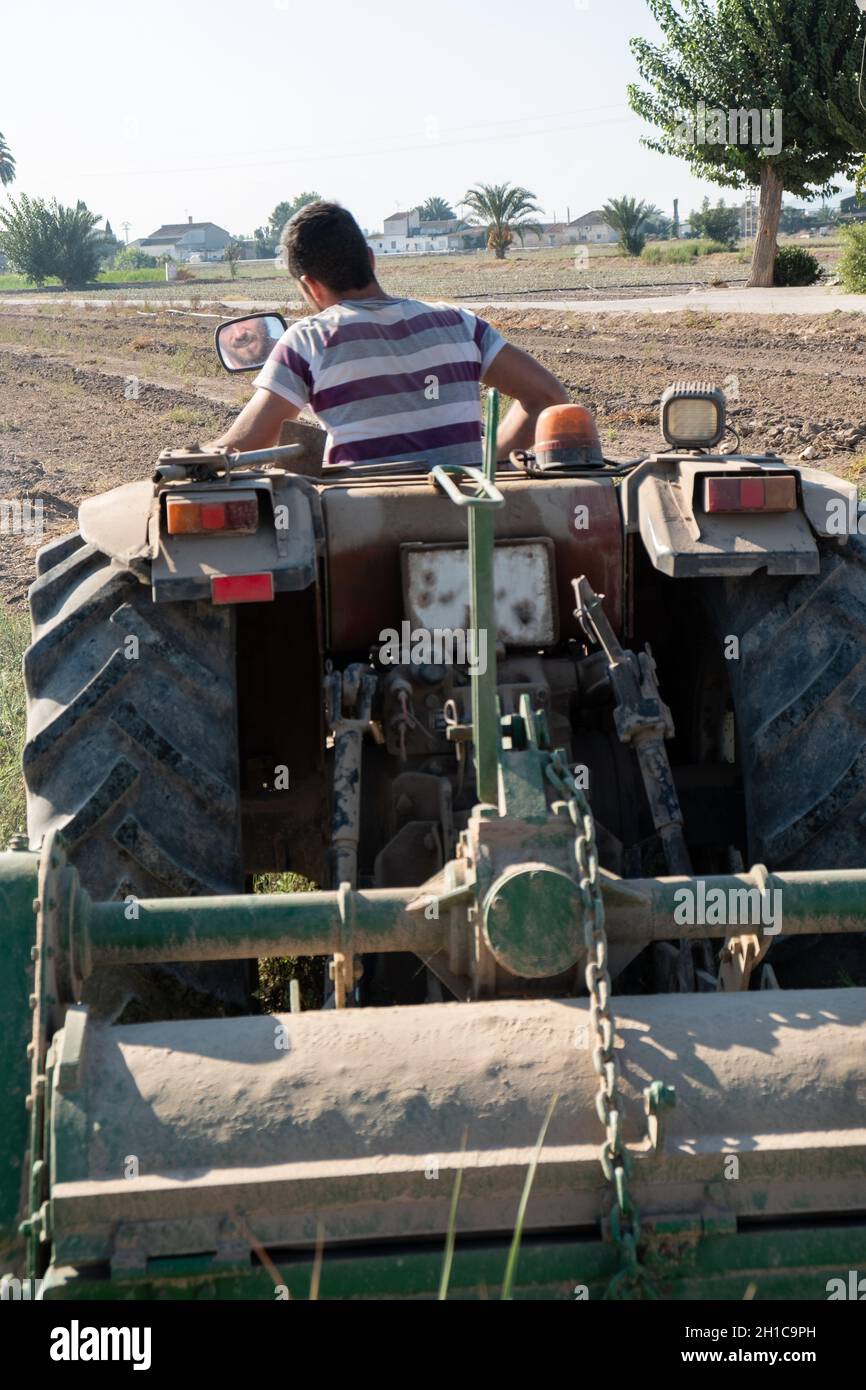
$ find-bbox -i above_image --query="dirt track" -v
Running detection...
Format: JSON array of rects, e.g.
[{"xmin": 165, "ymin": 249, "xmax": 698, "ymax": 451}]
[{"xmin": 1, "ymin": 303, "xmax": 865, "ymax": 607}]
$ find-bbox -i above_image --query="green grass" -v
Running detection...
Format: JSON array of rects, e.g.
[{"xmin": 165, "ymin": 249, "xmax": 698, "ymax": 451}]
[
  {"xmin": 0, "ymin": 268, "xmax": 165, "ymax": 291},
  {"xmin": 162, "ymin": 405, "xmax": 223, "ymax": 429},
  {"xmin": 501, "ymin": 1094, "xmax": 558, "ymax": 1300},
  {"xmin": 0, "ymin": 607, "xmax": 29, "ymax": 847}
]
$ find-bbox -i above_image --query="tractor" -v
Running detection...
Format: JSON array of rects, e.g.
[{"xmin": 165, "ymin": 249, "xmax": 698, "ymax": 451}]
[{"xmin": 3, "ymin": 310, "xmax": 866, "ymax": 1299}]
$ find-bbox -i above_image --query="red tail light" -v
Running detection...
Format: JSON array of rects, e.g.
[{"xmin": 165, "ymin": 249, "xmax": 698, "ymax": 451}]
[
  {"xmin": 211, "ymin": 573, "xmax": 274, "ymax": 605},
  {"xmin": 704, "ymin": 474, "xmax": 797, "ymax": 514},
  {"xmin": 166, "ymin": 494, "xmax": 259, "ymax": 536}
]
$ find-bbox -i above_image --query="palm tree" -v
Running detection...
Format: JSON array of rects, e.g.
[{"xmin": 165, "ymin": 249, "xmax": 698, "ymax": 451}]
[
  {"xmin": 601, "ymin": 196, "xmax": 653, "ymax": 257},
  {"xmin": 418, "ymin": 196, "xmax": 455, "ymax": 222},
  {"xmin": 0, "ymin": 133, "xmax": 15, "ymax": 188},
  {"xmin": 462, "ymin": 182, "xmax": 543, "ymax": 259}
]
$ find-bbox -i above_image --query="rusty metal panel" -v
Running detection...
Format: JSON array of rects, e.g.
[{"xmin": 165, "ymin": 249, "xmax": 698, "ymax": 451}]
[
  {"xmin": 322, "ymin": 474, "xmax": 623, "ymax": 652},
  {"xmin": 402, "ymin": 538, "xmax": 557, "ymax": 645}
]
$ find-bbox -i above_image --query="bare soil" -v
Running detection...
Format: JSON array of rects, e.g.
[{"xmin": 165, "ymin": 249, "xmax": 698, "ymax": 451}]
[{"xmin": 1, "ymin": 302, "xmax": 864, "ymax": 607}]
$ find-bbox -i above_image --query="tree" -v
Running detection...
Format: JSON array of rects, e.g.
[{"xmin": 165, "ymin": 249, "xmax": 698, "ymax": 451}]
[
  {"xmin": 418, "ymin": 196, "xmax": 455, "ymax": 221},
  {"xmin": 689, "ymin": 197, "xmax": 741, "ymax": 246},
  {"xmin": 461, "ymin": 183, "xmax": 543, "ymax": 258},
  {"xmin": 224, "ymin": 239, "xmax": 244, "ymax": 279},
  {"xmin": 629, "ymin": 1, "xmax": 866, "ymax": 286},
  {"xmin": 0, "ymin": 132, "xmax": 15, "ymax": 187},
  {"xmin": 267, "ymin": 192, "xmax": 322, "ymax": 242},
  {"xmin": 95, "ymin": 219, "xmax": 121, "ymax": 265},
  {"xmin": 779, "ymin": 205, "xmax": 811, "ymax": 234},
  {"xmin": 643, "ymin": 203, "xmax": 672, "ymax": 239},
  {"xmin": 602, "ymin": 195, "xmax": 654, "ymax": 255},
  {"xmin": 0, "ymin": 194, "xmax": 101, "ymax": 287},
  {"xmin": 809, "ymin": 201, "xmax": 838, "ymax": 227}
]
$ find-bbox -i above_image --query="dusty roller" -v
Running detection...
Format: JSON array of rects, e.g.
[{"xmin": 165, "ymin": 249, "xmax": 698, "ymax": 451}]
[{"xmin": 4, "ymin": 329, "xmax": 866, "ymax": 1300}]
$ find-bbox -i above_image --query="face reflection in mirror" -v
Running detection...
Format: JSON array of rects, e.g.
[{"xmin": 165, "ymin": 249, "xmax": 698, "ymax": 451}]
[{"xmin": 219, "ymin": 315, "xmax": 284, "ymax": 370}]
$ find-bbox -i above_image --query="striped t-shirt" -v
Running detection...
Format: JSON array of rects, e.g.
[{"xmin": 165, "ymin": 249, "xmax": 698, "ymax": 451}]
[{"xmin": 253, "ymin": 295, "xmax": 505, "ymax": 468}]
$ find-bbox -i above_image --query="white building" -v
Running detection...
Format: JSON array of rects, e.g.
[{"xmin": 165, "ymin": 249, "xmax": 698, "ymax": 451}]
[
  {"xmin": 568, "ymin": 211, "xmax": 619, "ymax": 244},
  {"xmin": 136, "ymin": 217, "xmax": 232, "ymax": 262},
  {"xmin": 369, "ymin": 209, "xmax": 462, "ymax": 255},
  {"xmin": 367, "ymin": 232, "xmax": 444, "ymax": 255}
]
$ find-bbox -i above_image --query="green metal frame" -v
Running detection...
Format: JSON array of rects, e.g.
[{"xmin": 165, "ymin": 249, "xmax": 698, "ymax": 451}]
[{"xmin": 36, "ymin": 1223, "xmax": 866, "ymax": 1301}]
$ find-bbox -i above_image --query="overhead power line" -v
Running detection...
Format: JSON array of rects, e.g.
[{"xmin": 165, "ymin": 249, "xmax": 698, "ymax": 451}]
[{"xmin": 78, "ymin": 106, "xmax": 638, "ymax": 180}]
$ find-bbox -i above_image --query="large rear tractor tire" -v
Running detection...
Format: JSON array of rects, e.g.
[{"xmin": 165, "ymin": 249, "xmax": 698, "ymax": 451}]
[
  {"xmin": 23, "ymin": 532, "xmax": 248, "ymax": 1020},
  {"xmin": 707, "ymin": 536, "xmax": 866, "ymax": 986}
]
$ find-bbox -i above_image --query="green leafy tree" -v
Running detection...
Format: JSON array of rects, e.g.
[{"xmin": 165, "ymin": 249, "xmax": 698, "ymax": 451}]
[
  {"xmin": 0, "ymin": 195, "xmax": 101, "ymax": 287},
  {"xmin": 689, "ymin": 197, "xmax": 741, "ymax": 247},
  {"xmin": 0, "ymin": 132, "xmax": 15, "ymax": 187},
  {"xmin": 602, "ymin": 195, "xmax": 654, "ymax": 255},
  {"xmin": 461, "ymin": 182, "xmax": 543, "ymax": 258},
  {"xmin": 267, "ymin": 192, "xmax": 322, "ymax": 242},
  {"xmin": 418, "ymin": 196, "xmax": 455, "ymax": 221},
  {"xmin": 629, "ymin": 1, "xmax": 866, "ymax": 286}
]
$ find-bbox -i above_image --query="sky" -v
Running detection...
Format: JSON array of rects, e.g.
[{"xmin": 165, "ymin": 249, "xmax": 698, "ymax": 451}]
[{"xmin": 1, "ymin": 0, "xmax": 857, "ymax": 241}]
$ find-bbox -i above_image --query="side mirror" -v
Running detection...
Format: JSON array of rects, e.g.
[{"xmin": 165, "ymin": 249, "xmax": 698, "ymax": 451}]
[{"xmin": 215, "ymin": 313, "xmax": 287, "ymax": 372}]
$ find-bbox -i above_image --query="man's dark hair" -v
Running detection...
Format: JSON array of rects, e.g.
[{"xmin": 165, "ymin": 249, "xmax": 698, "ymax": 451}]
[{"xmin": 280, "ymin": 201, "xmax": 374, "ymax": 293}]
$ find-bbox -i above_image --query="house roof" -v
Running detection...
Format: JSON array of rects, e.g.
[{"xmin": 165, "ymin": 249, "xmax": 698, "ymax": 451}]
[
  {"xmin": 145, "ymin": 222, "xmax": 229, "ymax": 238},
  {"xmin": 569, "ymin": 210, "xmax": 610, "ymax": 227},
  {"xmin": 384, "ymin": 210, "xmax": 417, "ymax": 222}
]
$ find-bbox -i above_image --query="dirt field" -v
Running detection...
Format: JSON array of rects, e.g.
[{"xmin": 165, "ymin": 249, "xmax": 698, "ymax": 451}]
[{"xmin": 1, "ymin": 300, "xmax": 864, "ymax": 607}]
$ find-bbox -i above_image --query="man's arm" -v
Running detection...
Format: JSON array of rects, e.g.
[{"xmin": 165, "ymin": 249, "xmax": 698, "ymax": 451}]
[
  {"xmin": 204, "ymin": 388, "xmax": 301, "ymax": 454},
  {"xmin": 482, "ymin": 343, "xmax": 569, "ymax": 457}
]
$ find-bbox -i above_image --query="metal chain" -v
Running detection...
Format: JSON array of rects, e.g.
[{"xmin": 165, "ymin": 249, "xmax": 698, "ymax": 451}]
[{"xmin": 546, "ymin": 749, "xmax": 657, "ymax": 1300}]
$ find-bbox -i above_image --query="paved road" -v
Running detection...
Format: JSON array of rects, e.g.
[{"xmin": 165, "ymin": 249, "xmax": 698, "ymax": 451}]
[
  {"xmin": 460, "ymin": 286, "xmax": 866, "ymax": 315},
  {"xmin": 1, "ymin": 285, "xmax": 864, "ymax": 316}
]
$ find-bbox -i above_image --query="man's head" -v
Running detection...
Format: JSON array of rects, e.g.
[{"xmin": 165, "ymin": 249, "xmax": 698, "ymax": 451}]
[
  {"xmin": 280, "ymin": 201, "xmax": 377, "ymax": 310},
  {"xmin": 220, "ymin": 316, "xmax": 276, "ymax": 368}
]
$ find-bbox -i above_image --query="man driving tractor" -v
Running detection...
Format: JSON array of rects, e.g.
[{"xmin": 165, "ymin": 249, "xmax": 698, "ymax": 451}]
[{"xmin": 207, "ymin": 200, "xmax": 568, "ymax": 466}]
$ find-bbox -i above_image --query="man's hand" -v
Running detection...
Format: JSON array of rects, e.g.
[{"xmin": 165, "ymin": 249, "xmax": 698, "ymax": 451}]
[
  {"xmin": 482, "ymin": 343, "xmax": 569, "ymax": 458},
  {"xmin": 204, "ymin": 388, "xmax": 300, "ymax": 454}
]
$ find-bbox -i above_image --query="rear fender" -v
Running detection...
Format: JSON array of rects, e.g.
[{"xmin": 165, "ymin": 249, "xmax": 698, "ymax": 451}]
[
  {"xmin": 621, "ymin": 454, "xmax": 857, "ymax": 578},
  {"xmin": 79, "ymin": 474, "xmax": 323, "ymax": 602},
  {"xmin": 151, "ymin": 474, "xmax": 323, "ymax": 602}
]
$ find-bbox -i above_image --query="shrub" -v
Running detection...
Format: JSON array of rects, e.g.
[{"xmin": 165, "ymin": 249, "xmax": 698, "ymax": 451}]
[
  {"xmin": 839, "ymin": 223, "xmax": 866, "ymax": 293},
  {"xmin": 641, "ymin": 239, "xmax": 727, "ymax": 264},
  {"xmin": 112, "ymin": 246, "xmax": 157, "ymax": 270},
  {"xmin": 773, "ymin": 245, "xmax": 821, "ymax": 287}
]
